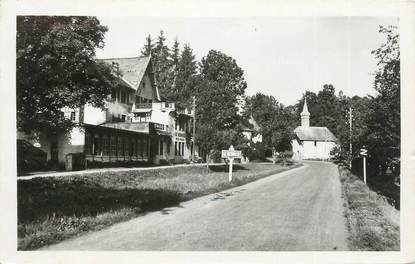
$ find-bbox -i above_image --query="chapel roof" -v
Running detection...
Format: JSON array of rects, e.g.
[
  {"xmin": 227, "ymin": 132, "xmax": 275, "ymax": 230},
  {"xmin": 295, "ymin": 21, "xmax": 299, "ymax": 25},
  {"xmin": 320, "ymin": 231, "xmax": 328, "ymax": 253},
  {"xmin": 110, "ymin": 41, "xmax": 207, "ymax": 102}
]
[{"xmin": 294, "ymin": 126, "xmax": 337, "ymax": 142}]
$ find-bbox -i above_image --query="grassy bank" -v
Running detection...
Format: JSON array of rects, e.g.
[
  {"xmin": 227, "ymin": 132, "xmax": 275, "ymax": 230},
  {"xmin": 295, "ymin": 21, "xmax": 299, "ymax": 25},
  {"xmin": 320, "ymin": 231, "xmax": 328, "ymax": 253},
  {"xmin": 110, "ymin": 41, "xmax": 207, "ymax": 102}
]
[
  {"xmin": 18, "ymin": 161, "xmax": 301, "ymax": 250},
  {"xmin": 338, "ymin": 166, "xmax": 400, "ymax": 251}
]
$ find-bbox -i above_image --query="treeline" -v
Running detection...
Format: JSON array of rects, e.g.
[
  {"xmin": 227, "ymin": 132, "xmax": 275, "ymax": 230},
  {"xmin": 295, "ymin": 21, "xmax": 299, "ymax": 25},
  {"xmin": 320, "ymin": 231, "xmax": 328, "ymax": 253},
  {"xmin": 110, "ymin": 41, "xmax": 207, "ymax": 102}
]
[
  {"xmin": 244, "ymin": 26, "xmax": 400, "ymax": 183},
  {"xmin": 142, "ymin": 26, "xmax": 400, "ymax": 182}
]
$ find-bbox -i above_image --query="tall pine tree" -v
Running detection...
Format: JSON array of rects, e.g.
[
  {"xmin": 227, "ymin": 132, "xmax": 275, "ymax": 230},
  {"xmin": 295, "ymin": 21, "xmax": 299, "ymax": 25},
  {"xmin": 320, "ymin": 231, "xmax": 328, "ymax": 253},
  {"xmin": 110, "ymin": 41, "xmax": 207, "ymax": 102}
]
[{"xmin": 140, "ymin": 34, "xmax": 154, "ymax": 56}]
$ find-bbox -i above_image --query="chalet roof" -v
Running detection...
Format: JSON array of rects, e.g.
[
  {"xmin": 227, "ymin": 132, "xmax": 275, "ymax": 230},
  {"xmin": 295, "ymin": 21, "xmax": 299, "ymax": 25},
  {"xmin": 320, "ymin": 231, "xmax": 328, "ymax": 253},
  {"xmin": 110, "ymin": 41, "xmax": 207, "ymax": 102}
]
[
  {"xmin": 294, "ymin": 126, "xmax": 337, "ymax": 142},
  {"xmin": 98, "ymin": 56, "xmax": 161, "ymax": 101},
  {"xmin": 99, "ymin": 57, "xmax": 150, "ymax": 89}
]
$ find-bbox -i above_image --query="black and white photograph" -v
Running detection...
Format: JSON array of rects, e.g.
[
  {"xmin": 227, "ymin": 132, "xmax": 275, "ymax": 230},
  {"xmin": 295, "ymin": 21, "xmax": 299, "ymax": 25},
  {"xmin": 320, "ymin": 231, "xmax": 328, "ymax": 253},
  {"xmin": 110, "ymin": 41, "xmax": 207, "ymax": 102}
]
[{"xmin": 1, "ymin": 0, "xmax": 414, "ymax": 263}]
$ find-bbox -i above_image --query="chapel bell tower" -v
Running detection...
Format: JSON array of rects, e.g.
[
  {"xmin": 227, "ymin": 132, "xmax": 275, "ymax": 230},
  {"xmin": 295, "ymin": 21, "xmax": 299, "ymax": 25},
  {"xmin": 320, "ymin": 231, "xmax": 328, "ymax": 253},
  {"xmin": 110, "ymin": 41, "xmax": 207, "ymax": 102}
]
[{"xmin": 301, "ymin": 97, "xmax": 310, "ymax": 127}]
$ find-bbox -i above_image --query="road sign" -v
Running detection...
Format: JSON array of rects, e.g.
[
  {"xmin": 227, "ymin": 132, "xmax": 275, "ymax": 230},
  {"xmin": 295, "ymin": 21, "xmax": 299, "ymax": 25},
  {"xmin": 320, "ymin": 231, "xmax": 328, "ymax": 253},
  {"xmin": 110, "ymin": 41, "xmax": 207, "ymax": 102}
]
[
  {"xmin": 221, "ymin": 145, "xmax": 242, "ymax": 182},
  {"xmin": 222, "ymin": 150, "xmax": 242, "ymax": 159},
  {"xmin": 360, "ymin": 148, "xmax": 367, "ymax": 156},
  {"xmin": 360, "ymin": 148, "xmax": 367, "ymax": 184},
  {"xmin": 229, "ymin": 150, "xmax": 242, "ymax": 159}
]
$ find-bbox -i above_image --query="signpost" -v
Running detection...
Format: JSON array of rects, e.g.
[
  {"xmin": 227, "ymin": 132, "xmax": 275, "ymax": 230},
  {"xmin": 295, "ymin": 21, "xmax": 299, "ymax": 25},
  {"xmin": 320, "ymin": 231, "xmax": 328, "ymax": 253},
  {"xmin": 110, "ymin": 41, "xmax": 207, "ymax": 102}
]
[
  {"xmin": 360, "ymin": 148, "xmax": 367, "ymax": 184},
  {"xmin": 221, "ymin": 145, "xmax": 242, "ymax": 182}
]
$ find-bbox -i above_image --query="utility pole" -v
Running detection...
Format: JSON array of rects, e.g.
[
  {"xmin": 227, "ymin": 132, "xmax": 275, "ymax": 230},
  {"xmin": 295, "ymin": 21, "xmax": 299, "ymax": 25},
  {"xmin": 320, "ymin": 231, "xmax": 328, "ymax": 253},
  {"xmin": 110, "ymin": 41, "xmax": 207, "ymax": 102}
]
[
  {"xmin": 191, "ymin": 96, "xmax": 196, "ymax": 163},
  {"xmin": 349, "ymin": 107, "xmax": 353, "ymax": 169}
]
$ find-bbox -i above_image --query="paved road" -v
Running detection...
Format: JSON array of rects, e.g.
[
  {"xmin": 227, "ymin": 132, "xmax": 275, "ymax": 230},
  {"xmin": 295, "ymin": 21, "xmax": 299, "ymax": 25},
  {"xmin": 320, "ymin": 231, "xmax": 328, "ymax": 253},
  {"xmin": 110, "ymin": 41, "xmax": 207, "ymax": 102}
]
[{"xmin": 44, "ymin": 161, "xmax": 348, "ymax": 251}]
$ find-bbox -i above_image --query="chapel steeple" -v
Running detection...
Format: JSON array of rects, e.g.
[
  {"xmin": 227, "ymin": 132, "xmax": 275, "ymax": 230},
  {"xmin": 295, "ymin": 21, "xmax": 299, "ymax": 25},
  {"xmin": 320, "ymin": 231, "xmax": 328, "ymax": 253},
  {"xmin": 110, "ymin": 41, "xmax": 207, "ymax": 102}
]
[{"xmin": 301, "ymin": 97, "xmax": 310, "ymax": 127}]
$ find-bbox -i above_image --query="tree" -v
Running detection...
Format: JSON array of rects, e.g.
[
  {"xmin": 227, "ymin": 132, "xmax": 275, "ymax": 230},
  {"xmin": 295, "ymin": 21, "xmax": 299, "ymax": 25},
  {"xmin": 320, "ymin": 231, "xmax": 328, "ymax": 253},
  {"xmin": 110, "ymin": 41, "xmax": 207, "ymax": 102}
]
[
  {"xmin": 197, "ymin": 50, "xmax": 247, "ymax": 129},
  {"xmin": 194, "ymin": 50, "xmax": 248, "ymax": 161},
  {"xmin": 174, "ymin": 43, "xmax": 198, "ymax": 110},
  {"xmin": 16, "ymin": 16, "xmax": 118, "ymax": 134},
  {"xmin": 152, "ymin": 30, "xmax": 172, "ymax": 100},
  {"xmin": 171, "ymin": 38, "xmax": 180, "ymax": 68},
  {"xmin": 140, "ymin": 34, "xmax": 154, "ymax": 56},
  {"xmin": 365, "ymin": 25, "xmax": 400, "ymax": 178},
  {"xmin": 246, "ymin": 93, "xmax": 296, "ymax": 161}
]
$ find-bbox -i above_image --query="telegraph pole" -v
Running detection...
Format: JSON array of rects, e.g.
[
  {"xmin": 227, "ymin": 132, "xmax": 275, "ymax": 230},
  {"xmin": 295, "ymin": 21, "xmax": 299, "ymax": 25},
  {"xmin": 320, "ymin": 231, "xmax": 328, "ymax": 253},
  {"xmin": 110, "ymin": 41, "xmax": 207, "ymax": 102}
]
[
  {"xmin": 349, "ymin": 107, "xmax": 353, "ymax": 169},
  {"xmin": 191, "ymin": 96, "xmax": 196, "ymax": 163}
]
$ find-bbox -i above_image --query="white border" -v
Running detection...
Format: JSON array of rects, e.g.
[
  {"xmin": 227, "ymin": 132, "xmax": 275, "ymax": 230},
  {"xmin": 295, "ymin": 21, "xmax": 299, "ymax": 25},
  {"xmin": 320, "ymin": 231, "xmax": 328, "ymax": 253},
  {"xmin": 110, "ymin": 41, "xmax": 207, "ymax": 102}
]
[{"xmin": 1, "ymin": 0, "xmax": 414, "ymax": 263}]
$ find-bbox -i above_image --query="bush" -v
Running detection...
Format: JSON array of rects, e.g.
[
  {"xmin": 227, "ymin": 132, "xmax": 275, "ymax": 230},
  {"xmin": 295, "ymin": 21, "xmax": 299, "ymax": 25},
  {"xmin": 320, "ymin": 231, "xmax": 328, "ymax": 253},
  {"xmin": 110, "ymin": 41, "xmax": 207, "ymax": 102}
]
[{"xmin": 247, "ymin": 142, "xmax": 267, "ymax": 161}]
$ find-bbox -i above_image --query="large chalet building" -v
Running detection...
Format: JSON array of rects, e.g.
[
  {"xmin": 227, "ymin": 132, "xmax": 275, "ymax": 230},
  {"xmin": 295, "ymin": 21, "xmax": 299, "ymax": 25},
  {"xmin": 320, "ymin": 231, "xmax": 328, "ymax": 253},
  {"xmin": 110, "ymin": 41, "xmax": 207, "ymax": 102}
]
[{"xmin": 18, "ymin": 56, "xmax": 199, "ymax": 170}]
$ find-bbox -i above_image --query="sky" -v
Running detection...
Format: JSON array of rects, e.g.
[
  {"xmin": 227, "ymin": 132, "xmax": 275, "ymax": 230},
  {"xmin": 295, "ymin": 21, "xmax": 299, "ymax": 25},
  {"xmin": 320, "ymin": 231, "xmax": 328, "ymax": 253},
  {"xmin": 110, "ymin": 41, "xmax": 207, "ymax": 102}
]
[{"xmin": 95, "ymin": 16, "xmax": 398, "ymax": 106}]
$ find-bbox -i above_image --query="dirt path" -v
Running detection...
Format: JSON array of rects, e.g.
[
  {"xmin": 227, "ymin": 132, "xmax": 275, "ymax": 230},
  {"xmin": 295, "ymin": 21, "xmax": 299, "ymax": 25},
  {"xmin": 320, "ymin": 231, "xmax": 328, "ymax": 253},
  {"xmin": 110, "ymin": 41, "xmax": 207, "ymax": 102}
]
[{"xmin": 43, "ymin": 161, "xmax": 348, "ymax": 251}]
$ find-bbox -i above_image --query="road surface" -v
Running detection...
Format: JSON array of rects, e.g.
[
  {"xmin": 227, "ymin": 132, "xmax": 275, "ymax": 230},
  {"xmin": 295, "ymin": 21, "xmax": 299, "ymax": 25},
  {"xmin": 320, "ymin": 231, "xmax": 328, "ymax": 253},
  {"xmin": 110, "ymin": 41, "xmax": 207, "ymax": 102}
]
[{"xmin": 43, "ymin": 161, "xmax": 348, "ymax": 251}]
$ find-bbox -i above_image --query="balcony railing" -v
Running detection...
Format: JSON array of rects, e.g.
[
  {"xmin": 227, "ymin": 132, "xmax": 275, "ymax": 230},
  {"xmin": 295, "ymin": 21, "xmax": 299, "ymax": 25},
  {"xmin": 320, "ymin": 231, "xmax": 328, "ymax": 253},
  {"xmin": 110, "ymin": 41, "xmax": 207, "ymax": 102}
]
[{"xmin": 135, "ymin": 103, "xmax": 152, "ymax": 109}]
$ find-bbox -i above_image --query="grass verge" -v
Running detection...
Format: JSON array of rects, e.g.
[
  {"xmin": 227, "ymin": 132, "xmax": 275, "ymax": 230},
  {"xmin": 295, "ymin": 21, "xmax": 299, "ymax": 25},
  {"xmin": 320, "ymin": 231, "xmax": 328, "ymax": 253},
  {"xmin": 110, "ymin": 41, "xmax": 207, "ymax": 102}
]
[
  {"xmin": 338, "ymin": 166, "xmax": 400, "ymax": 251},
  {"xmin": 18, "ymin": 161, "xmax": 301, "ymax": 250}
]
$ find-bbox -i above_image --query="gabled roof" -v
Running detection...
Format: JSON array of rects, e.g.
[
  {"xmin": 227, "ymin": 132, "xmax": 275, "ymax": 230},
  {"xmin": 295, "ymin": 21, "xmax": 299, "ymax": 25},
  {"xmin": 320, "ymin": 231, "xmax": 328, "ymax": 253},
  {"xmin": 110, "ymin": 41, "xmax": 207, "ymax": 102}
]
[
  {"xmin": 99, "ymin": 56, "xmax": 150, "ymax": 89},
  {"xmin": 98, "ymin": 56, "xmax": 160, "ymax": 101},
  {"xmin": 294, "ymin": 126, "xmax": 337, "ymax": 142}
]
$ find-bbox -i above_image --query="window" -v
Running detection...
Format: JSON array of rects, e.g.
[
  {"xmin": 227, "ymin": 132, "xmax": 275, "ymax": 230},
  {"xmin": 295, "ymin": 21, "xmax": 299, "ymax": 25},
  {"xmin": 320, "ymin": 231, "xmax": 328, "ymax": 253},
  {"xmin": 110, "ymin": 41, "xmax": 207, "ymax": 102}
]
[
  {"xmin": 129, "ymin": 137, "xmax": 134, "ymax": 157},
  {"xmin": 85, "ymin": 132, "xmax": 92, "ymax": 155},
  {"xmin": 142, "ymin": 81, "xmax": 146, "ymax": 88},
  {"xmin": 124, "ymin": 137, "xmax": 129, "ymax": 157},
  {"xmin": 314, "ymin": 141, "xmax": 317, "ymax": 147},
  {"xmin": 70, "ymin": 111, "xmax": 76, "ymax": 121},
  {"xmin": 133, "ymin": 138, "xmax": 137, "ymax": 157},
  {"xmin": 143, "ymin": 137, "xmax": 148, "ymax": 156},
  {"xmin": 121, "ymin": 115, "xmax": 126, "ymax": 122},
  {"xmin": 178, "ymin": 142, "xmax": 183, "ymax": 156},
  {"xmin": 102, "ymin": 135, "xmax": 109, "ymax": 155},
  {"xmin": 117, "ymin": 137, "xmax": 123, "ymax": 156},
  {"xmin": 138, "ymin": 137, "xmax": 143, "ymax": 157},
  {"xmin": 175, "ymin": 142, "xmax": 178, "ymax": 156},
  {"xmin": 121, "ymin": 91, "xmax": 126, "ymax": 103},
  {"xmin": 93, "ymin": 134, "xmax": 101, "ymax": 156},
  {"xmin": 181, "ymin": 142, "xmax": 185, "ymax": 156},
  {"xmin": 159, "ymin": 139, "xmax": 164, "ymax": 155},
  {"xmin": 167, "ymin": 141, "xmax": 170, "ymax": 155},
  {"xmin": 111, "ymin": 88, "xmax": 117, "ymax": 101},
  {"xmin": 110, "ymin": 136, "xmax": 117, "ymax": 156}
]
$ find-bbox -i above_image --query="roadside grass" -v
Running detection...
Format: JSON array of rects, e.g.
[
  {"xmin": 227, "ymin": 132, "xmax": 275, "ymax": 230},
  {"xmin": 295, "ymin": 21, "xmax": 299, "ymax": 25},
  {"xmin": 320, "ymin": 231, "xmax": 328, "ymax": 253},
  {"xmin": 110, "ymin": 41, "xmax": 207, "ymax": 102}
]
[
  {"xmin": 18, "ymin": 161, "xmax": 301, "ymax": 250},
  {"xmin": 338, "ymin": 166, "xmax": 399, "ymax": 251}
]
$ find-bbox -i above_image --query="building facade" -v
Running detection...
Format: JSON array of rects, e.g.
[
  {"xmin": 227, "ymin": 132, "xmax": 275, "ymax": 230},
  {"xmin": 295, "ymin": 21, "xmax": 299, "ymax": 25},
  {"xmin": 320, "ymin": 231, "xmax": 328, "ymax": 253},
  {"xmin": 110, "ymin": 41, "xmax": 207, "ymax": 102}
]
[
  {"xmin": 291, "ymin": 98, "xmax": 337, "ymax": 160},
  {"xmin": 18, "ymin": 56, "xmax": 199, "ymax": 170}
]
